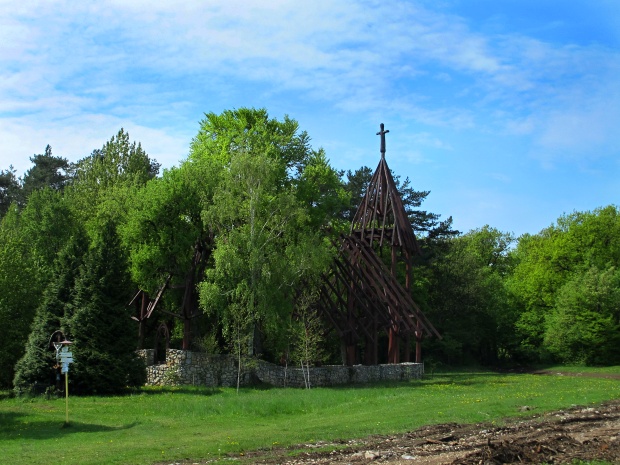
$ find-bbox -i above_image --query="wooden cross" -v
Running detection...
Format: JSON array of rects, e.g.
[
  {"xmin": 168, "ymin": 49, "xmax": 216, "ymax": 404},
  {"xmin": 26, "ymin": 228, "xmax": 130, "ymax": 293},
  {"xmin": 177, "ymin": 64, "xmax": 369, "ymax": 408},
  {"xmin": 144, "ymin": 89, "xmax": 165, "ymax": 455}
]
[{"xmin": 376, "ymin": 123, "xmax": 389, "ymax": 158}]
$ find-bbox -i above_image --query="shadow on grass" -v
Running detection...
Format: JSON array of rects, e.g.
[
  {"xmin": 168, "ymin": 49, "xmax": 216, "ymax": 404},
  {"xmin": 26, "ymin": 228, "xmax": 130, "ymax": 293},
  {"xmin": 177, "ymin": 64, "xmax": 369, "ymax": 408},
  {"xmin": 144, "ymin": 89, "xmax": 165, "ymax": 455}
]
[
  {"xmin": 0, "ymin": 411, "xmax": 138, "ymax": 440},
  {"xmin": 138, "ymin": 385, "xmax": 223, "ymax": 396},
  {"xmin": 138, "ymin": 381, "xmax": 276, "ymax": 395},
  {"xmin": 322, "ymin": 371, "xmax": 510, "ymax": 391}
]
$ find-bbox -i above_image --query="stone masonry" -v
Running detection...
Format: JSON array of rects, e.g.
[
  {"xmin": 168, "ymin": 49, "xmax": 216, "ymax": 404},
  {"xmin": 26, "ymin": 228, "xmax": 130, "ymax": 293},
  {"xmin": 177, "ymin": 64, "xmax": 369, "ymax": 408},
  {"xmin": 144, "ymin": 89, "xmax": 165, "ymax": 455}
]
[{"xmin": 138, "ymin": 349, "xmax": 424, "ymax": 388}]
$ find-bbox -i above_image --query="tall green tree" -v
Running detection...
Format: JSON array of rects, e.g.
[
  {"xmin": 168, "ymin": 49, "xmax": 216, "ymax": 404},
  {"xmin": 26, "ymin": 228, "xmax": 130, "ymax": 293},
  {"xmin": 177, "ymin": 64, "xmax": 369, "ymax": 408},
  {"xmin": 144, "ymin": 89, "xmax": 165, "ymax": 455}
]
[
  {"xmin": 200, "ymin": 149, "xmax": 333, "ymax": 360},
  {"xmin": 22, "ymin": 145, "xmax": 71, "ymax": 199},
  {"xmin": 67, "ymin": 220, "xmax": 145, "ymax": 394},
  {"xmin": 0, "ymin": 189, "xmax": 77, "ymax": 387},
  {"xmin": 68, "ymin": 128, "xmax": 160, "ymax": 232},
  {"xmin": 0, "ymin": 165, "xmax": 21, "ymax": 217},
  {"xmin": 426, "ymin": 226, "xmax": 517, "ymax": 365},
  {"xmin": 0, "ymin": 209, "xmax": 40, "ymax": 387},
  {"xmin": 195, "ymin": 108, "xmax": 343, "ymax": 365},
  {"xmin": 544, "ymin": 266, "xmax": 620, "ymax": 365},
  {"xmin": 13, "ymin": 232, "xmax": 88, "ymax": 392},
  {"xmin": 121, "ymin": 163, "xmax": 211, "ymax": 350},
  {"xmin": 509, "ymin": 205, "xmax": 620, "ymax": 362}
]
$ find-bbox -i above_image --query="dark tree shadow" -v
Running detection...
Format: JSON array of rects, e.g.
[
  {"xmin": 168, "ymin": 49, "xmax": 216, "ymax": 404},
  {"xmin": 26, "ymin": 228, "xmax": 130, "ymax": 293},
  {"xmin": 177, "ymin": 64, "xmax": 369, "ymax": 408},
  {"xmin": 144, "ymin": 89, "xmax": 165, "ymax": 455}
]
[
  {"xmin": 0, "ymin": 411, "xmax": 138, "ymax": 440},
  {"xmin": 138, "ymin": 386, "xmax": 223, "ymax": 396}
]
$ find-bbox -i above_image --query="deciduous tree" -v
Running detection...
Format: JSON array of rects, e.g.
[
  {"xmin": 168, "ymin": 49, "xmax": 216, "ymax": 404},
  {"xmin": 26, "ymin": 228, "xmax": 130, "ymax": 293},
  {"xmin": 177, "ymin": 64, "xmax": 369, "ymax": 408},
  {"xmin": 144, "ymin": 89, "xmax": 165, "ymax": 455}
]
[{"xmin": 544, "ymin": 266, "xmax": 620, "ymax": 365}]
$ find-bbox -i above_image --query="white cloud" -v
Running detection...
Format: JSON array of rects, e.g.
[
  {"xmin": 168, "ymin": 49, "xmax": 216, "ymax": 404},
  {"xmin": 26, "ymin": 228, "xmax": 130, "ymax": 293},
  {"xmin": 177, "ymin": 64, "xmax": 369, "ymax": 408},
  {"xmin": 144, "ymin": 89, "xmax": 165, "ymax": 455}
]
[
  {"xmin": 2, "ymin": 0, "xmax": 620, "ymax": 175},
  {"xmin": 0, "ymin": 114, "xmax": 189, "ymax": 176}
]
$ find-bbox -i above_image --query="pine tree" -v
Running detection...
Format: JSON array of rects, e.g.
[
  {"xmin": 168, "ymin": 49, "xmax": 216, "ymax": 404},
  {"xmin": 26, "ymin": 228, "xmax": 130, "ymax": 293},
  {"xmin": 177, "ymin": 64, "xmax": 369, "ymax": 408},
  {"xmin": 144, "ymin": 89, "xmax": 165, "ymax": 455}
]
[
  {"xmin": 13, "ymin": 233, "xmax": 87, "ymax": 392},
  {"xmin": 68, "ymin": 220, "xmax": 144, "ymax": 394}
]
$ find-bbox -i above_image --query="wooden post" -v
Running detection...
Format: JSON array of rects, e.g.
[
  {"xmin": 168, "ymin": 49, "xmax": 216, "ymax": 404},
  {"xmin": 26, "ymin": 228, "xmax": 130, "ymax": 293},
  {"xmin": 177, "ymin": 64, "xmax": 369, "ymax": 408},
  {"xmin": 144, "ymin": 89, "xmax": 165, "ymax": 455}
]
[{"xmin": 65, "ymin": 371, "xmax": 69, "ymax": 425}]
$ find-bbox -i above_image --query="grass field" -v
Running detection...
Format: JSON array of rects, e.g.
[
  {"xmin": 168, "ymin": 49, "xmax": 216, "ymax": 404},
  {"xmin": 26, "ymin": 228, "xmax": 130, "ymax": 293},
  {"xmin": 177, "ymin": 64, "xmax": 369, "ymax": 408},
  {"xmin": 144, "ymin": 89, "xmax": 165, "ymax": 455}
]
[{"xmin": 1, "ymin": 368, "xmax": 619, "ymax": 465}]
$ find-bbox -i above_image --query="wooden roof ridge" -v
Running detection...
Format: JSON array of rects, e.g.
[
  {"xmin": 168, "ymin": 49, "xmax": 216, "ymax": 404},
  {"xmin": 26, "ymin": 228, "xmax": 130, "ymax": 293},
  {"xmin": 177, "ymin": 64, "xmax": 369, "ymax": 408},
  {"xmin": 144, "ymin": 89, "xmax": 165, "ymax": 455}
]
[{"xmin": 350, "ymin": 155, "xmax": 420, "ymax": 254}]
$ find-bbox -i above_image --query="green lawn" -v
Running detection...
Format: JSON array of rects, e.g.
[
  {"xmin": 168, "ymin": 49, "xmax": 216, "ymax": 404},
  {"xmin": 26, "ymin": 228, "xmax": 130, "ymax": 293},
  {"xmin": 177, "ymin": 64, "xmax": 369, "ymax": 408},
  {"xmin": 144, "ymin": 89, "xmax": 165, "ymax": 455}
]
[{"xmin": 1, "ymin": 370, "xmax": 619, "ymax": 465}]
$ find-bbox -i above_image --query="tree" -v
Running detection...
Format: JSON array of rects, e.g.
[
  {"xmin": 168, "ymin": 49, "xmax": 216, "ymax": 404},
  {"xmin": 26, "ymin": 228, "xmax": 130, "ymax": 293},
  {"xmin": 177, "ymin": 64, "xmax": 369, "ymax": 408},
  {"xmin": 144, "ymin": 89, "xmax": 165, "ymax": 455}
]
[
  {"xmin": 295, "ymin": 149, "xmax": 350, "ymax": 231},
  {"xmin": 0, "ymin": 209, "xmax": 41, "ymax": 387},
  {"xmin": 22, "ymin": 145, "xmax": 71, "ymax": 199},
  {"xmin": 67, "ymin": 128, "xmax": 160, "ymax": 232},
  {"xmin": 195, "ymin": 109, "xmax": 342, "ymax": 374},
  {"xmin": 72, "ymin": 129, "xmax": 159, "ymax": 189},
  {"xmin": 0, "ymin": 165, "xmax": 21, "ymax": 217},
  {"xmin": 544, "ymin": 266, "xmax": 620, "ymax": 365},
  {"xmin": 289, "ymin": 288, "xmax": 326, "ymax": 389},
  {"xmin": 19, "ymin": 188, "xmax": 79, "ymax": 276},
  {"xmin": 200, "ymin": 149, "xmax": 328, "ymax": 385},
  {"xmin": 426, "ymin": 226, "xmax": 517, "ymax": 365},
  {"xmin": 188, "ymin": 108, "xmax": 311, "ymax": 178},
  {"xmin": 121, "ymin": 164, "xmax": 211, "ymax": 350},
  {"xmin": 13, "ymin": 232, "xmax": 88, "ymax": 392},
  {"xmin": 509, "ymin": 206, "xmax": 620, "ymax": 362},
  {"xmin": 0, "ymin": 189, "xmax": 77, "ymax": 387},
  {"xmin": 67, "ymin": 220, "xmax": 145, "ymax": 394}
]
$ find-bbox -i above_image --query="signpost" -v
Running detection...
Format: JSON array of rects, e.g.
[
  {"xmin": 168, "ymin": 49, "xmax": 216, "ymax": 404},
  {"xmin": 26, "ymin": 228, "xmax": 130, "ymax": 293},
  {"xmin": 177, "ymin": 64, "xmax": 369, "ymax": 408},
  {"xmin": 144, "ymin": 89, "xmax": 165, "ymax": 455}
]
[{"xmin": 53, "ymin": 338, "xmax": 73, "ymax": 425}]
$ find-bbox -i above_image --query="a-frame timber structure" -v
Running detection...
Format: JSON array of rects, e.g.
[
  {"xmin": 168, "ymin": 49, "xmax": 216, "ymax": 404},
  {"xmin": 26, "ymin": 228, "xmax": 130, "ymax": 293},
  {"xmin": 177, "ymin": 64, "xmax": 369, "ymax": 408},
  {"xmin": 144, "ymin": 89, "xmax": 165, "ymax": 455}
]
[
  {"xmin": 129, "ymin": 238, "xmax": 211, "ymax": 351},
  {"xmin": 319, "ymin": 124, "xmax": 440, "ymax": 365}
]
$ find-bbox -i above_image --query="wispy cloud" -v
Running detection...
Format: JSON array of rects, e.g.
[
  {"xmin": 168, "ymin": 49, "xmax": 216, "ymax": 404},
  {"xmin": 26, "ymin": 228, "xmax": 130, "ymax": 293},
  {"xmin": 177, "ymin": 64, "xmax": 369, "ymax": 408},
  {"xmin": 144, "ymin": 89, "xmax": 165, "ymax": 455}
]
[{"xmin": 1, "ymin": 0, "xmax": 619, "ymax": 181}]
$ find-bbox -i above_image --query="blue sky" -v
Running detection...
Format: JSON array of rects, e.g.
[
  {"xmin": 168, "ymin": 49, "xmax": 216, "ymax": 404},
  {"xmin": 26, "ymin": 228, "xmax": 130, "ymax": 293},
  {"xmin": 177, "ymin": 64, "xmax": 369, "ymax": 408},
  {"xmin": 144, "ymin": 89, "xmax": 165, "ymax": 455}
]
[{"xmin": 1, "ymin": 0, "xmax": 619, "ymax": 237}]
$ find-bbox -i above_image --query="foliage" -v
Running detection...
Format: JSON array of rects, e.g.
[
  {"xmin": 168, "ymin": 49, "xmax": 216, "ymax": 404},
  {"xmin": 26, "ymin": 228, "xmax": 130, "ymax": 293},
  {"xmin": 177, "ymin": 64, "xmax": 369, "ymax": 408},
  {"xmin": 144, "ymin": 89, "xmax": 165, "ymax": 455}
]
[
  {"xmin": 188, "ymin": 107, "xmax": 311, "ymax": 176},
  {"xmin": 289, "ymin": 288, "xmax": 326, "ymax": 388},
  {"xmin": 295, "ymin": 149, "xmax": 350, "ymax": 231},
  {"xmin": 72, "ymin": 128, "xmax": 159, "ymax": 189},
  {"xmin": 13, "ymin": 232, "xmax": 88, "ymax": 392},
  {"xmin": 21, "ymin": 145, "xmax": 71, "ymax": 199},
  {"xmin": 67, "ymin": 220, "xmax": 145, "ymax": 394},
  {"xmin": 4, "ymin": 106, "xmax": 620, "ymax": 391},
  {"xmin": 0, "ymin": 188, "xmax": 79, "ymax": 387},
  {"xmin": 0, "ymin": 209, "xmax": 42, "ymax": 387},
  {"xmin": 0, "ymin": 165, "xmax": 21, "ymax": 217},
  {"xmin": 426, "ymin": 226, "xmax": 517, "ymax": 364},
  {"xmin": 544, "ymin": 266, "xmax": 620, "ymax": 365},
  {"xmin": 509, "ymin": 205, "xmax": 620, "ymax": 364},
  {"xmin": 67, "ymin": 128, "xmax": 160, "ymax": 232},
  {"xmin": 19, "ymin": 188, "xmax": 79, "ymax": 277},
  {"xmin": 201, "ymin": 150, "xmax": 300, "ymax": 348},
  {"xmin": 121, "ymin": 166, "xmax": 206, "ymax": 293},
  {"xmin": 196, "ymin": 108, "xmax": 343, "ymax": 365}
]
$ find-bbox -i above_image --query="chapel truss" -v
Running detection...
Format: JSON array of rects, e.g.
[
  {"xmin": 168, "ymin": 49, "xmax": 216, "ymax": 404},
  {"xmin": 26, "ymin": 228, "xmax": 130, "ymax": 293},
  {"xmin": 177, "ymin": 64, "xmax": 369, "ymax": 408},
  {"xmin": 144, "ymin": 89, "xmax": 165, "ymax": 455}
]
[{"xmin": 318, "ymin": 124, "xmax": 440, "ymax": 365}]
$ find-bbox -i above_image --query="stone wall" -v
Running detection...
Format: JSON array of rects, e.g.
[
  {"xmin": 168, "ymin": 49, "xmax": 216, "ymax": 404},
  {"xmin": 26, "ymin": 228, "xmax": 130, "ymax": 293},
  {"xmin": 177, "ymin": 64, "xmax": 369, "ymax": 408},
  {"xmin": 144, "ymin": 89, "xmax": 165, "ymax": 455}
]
[{"xmin": 138, "ymin": 349, "xmax": 424, "ymax": 388}]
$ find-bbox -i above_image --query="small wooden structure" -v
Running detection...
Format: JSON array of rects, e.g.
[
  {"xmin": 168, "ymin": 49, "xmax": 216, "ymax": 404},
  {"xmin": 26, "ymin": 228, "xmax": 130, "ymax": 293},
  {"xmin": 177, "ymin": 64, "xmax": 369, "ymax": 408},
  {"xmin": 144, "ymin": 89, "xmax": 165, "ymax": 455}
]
[{"xmin": 129, "ymin": 239, "xmax": 210, "ymax": 351}]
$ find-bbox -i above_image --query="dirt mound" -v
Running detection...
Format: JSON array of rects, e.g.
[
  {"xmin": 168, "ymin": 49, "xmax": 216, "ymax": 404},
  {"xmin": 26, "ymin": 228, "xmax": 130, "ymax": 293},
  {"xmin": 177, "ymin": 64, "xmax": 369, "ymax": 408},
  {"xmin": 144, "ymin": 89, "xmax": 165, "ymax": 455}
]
[{"xmin": 245, "ymin": 400, "xmax": 620, "ymax": 464}]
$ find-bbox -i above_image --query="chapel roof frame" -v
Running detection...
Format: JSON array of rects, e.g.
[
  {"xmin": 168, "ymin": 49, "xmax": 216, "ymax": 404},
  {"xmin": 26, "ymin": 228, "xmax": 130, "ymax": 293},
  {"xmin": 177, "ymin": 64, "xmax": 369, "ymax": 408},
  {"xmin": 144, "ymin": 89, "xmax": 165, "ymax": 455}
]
[{"xmin": 318, "ymin": 124, "xmax": 439, "ymax": 365}]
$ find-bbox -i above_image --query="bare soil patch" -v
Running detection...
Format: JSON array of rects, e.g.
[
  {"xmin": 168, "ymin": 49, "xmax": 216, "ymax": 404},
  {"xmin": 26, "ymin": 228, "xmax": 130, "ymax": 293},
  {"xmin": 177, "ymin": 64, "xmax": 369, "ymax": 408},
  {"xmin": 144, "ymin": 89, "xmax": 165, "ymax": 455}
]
[{"xmin": 239, "ymin": 400, "xmax": 620, "ymax": 465}]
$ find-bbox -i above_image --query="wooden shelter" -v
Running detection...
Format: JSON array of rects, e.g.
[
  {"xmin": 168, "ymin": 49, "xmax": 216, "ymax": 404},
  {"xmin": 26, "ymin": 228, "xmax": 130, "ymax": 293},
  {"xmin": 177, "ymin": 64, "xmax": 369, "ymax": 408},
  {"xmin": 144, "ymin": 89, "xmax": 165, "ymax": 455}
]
[{"xmin": 319, "ymin": 124, "xmax": 440, "ymax": 365}]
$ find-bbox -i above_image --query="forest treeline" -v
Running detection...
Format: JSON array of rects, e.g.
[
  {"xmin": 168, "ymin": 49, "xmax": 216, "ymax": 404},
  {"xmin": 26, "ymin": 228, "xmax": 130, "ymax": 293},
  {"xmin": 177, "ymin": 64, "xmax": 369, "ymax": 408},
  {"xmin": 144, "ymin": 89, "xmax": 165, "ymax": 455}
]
[{"xmin": 1, "ymin": 108, "xmax": 618, "ymax": 392}]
